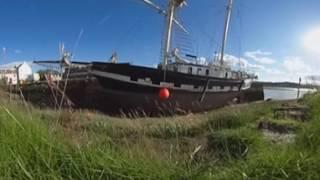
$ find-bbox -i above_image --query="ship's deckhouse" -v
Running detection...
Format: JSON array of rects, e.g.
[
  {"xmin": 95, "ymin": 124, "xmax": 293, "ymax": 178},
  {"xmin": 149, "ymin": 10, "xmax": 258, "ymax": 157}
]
[{"xmin": 166, "ymin": 63, "xmax": 243, "ymax": 80}]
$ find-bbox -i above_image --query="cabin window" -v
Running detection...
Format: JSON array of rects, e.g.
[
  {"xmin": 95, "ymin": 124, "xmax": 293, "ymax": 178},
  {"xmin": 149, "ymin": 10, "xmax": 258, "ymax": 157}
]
[
  {"xmin": 130, "ymin": 77, "xmax": 138, "ymax": 81},
  {"xmin": 188, "ymin": 67, "xmax": 193, "ymax": 74},
  {"xmin": 220, "ymin": 86, "xmax": 224, "ymax": 90},
  {"xmin": 225, "ymin": 72, "xmax": 228, "ymax": 78},
  {"xmin": 206, "ymin": 69, "xmax": 210, "ymax": 76}
]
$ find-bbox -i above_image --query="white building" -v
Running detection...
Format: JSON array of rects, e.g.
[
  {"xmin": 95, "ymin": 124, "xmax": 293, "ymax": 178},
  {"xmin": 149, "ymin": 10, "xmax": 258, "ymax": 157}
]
[{"xmin": 0, "ymin": 61, "xmax": 33, "ymax": 85}]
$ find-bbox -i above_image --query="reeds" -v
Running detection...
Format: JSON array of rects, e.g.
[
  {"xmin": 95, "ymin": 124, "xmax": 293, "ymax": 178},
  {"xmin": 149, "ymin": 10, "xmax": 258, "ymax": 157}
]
[{"xmin": 1, "ymin": 90, "xmax": 320, "ymax": 179}]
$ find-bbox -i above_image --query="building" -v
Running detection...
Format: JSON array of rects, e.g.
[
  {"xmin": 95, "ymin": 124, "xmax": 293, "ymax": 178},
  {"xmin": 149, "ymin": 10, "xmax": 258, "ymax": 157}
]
[{"xmin": 0, "ymin": 61, "xmax": 33, "ymax": 85}]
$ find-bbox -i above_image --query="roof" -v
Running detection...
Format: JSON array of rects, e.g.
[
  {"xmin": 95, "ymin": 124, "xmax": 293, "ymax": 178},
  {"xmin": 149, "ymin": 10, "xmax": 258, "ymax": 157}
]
[{"xmin": 0, "ymin": 61, "xmax": 31, "ymax": 70}]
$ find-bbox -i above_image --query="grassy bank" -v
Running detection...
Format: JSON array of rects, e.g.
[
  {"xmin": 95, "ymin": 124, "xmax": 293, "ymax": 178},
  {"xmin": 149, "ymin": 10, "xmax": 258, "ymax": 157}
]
[{"xmin": 0, "ymin": 92, "xmax": 320, "ymax": 179}]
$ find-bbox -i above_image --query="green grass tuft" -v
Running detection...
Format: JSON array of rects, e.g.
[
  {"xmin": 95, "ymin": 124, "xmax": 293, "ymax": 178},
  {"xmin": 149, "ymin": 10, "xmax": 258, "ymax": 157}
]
[{"xmin": 1, "ymin": 90, "xmax": 320, "ymax": 179}]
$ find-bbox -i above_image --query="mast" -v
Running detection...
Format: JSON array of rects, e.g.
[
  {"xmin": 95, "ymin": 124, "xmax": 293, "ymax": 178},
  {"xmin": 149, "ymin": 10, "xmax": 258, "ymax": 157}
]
[
  {"xmin": 220, "ymin": 0, "xmax": 233, "ymax": 66},
  {"xmin": 140, "ymin": 0, "xmax": 187, "ymax": 69},
  {"xmin": 163, "ymin": 0, "xmax": 176, "ymax": 67}
]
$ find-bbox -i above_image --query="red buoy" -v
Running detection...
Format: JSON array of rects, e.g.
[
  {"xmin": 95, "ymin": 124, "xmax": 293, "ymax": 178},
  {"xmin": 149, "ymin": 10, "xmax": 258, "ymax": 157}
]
[{"xmin": 159, "ymin": 88, "xmax": 170, "ymax": 100}]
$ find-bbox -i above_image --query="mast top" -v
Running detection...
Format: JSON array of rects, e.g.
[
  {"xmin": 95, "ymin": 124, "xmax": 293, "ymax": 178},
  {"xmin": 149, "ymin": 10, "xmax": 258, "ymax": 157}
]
[{"xmin": 173, "ymin": 0, "xmax": 187, "ymax": 7}]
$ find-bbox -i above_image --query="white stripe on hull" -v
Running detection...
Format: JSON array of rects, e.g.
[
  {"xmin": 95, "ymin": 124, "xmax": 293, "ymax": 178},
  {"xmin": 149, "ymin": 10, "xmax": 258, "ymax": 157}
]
[{"xmin": 90, "ymin": 70, "xmax": 240, "ymax": 93}]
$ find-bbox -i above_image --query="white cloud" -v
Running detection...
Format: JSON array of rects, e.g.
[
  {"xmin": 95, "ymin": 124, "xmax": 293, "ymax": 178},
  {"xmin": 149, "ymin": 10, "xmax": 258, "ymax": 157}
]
[
  {"xmin": 200, "ymin": 52, "xmax": 319, "ymax": 83},
  {"xmin": 98, "ymin": 15, "xmax": 111, "ymax": 25},
  {"xmin": 224, "ymin": 54, "xmax": 247, "ymax": 67},
  {"xmin": 14, "ymin": 49, "xmax": 22, "ymax": 54},
  {"xmin": 243, "ymin": 50, "xmax": 317, "ymax": 82},
  {"xmin": 197, "ymin": 57, "xmax": 208, "ymax": 65},
  {"xmin": 223, "ymin": 52, "xmax": 318, "ymax": 83},
  {"xmin": 258, "ymin": 56, "xmax": 317, "ymax": 82},
  {"xmin": 264, "ymin": 67, "xmax": 284, "ymax": 75},
  {"xmin": 223, "ymin": 54, "xmax": 265, "ymax": 72},
  {"xmin": 244, "ymin": 50, "xmax": 276, "ymax": 65},
  {"xmin": 302, "ymin": 27, "xmax": 320, "ymax": 55},
  {"xmin": 282, "ymin": 56, "xmax": 312, "ymax": 74},
  {"xmin": 246, "ymin": 50, "xmax": 272, "ymax": 56},
  {"xmin": 258, "ymin": 67, "xmax": 289, "ymax": 82}
]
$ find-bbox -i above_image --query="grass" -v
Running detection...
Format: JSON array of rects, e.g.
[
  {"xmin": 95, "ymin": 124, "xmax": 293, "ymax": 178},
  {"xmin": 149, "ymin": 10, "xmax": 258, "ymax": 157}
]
[
  {"xmin": 0, "ymin": 106, "xmax": 199, "ymax": 179},
  {"xmin": 258, "ymin": 118, "xmax": 302, "ymax": 133},
  {"xmin": 0, "ymin": 90, "xmax": 320, "ymax": 179},
  {"xmin": 207, "ymin": 128, "xmax": 263, "ymax": 159}
]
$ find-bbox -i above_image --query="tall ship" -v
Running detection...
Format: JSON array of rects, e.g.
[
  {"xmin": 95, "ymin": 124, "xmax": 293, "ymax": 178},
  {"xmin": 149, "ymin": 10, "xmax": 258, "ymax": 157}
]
[
  {"xmin": 32, "ymin": 0, "xmax": 262, "ymax": 116},
  {"xmin": 87, "ymin": 0, "xmax": 258, "ymax": 115}
]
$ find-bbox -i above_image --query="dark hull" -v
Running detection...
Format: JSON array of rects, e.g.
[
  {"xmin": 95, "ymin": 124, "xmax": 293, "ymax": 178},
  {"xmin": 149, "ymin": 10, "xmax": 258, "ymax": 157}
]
[
  {"xmin": 58, "ymin": 79, "xmax": 242, "ymax": 116},
  {"xmin": 22, "ymin": 78, "xmax": 264, "ymax": 116},
  {"xmin": 92, "ymin": 76, "xmax": 241, "ymax": 116},
  {"xmin": 84, "ymin": 62, "xmax": 262, "ymax": 116},
  {"xmin": 22, "ymin": 62, "xmax": 264, "ymax": 116}
]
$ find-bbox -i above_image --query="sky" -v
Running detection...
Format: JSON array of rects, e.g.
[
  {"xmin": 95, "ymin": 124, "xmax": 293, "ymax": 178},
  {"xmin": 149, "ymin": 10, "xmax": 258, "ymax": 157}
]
[{"xmin": 0, "ymin": 0, "xmax": 320, "ymax": 83}]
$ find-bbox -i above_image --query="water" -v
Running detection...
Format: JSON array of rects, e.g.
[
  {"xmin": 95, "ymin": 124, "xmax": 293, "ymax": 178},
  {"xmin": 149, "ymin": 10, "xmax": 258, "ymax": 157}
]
[{"xmin": 263, "ymin": 87, "xmax": 317, "ymax": 101}]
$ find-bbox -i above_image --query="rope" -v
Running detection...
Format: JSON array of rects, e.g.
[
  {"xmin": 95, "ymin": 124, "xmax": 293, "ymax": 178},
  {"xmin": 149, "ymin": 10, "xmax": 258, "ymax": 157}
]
[{"xmin": 56, "ymin": 29, "xmax": 84, "ymax": 126}]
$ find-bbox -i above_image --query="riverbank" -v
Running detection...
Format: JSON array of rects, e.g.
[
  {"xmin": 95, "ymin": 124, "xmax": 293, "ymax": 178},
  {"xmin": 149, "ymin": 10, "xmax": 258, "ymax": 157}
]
[{"xmin": 1, "ymin": 91, "xmax": 320, "ymax": 179}]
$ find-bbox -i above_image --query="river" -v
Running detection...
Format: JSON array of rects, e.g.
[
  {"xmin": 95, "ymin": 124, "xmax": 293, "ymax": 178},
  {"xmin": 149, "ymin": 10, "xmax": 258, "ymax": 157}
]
[{"xmin": 263, "ymin": 87, "xmax": 317, "ymax": 101}]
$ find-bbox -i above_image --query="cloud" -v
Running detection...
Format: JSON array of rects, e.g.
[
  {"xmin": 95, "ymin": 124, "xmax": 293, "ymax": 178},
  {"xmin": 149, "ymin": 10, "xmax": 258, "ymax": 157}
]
[
  {"xmin": 217, "ymin": 47, "xmax": 320, "ymax": 83},
  {"xmin": 223, "ymin": 54, "xmax": 265, "ymax": 71},
  {"xmin": 302, "ymin": 27, "xmax": 320, "ymax": 55},
  {"xmin": 223, "ymin": 52, "xmax": 317, "ymax": 83},
  {"xmin": 98, "ymin": 15, "xmax": 111, "ymax": 25},
  {"xmin": 264, "ymin": 67, "xmax": 284, "ymax": 75},
  {"xmin": 258, "ymin": 67, "xmax": 289, "ymax": 82},
  {"xmin": 244, "ymin": 50, "xmax": 276, "ymax": 65},
  {"xmin": 171, "ymin": 50, "xmax": 318, "ymax": 83},
  {"xmin": 282, "ymin": 56, "xmax": 313, "ymax": 74},
  {"xmin": 223, "ymin": 54, "xmax": 247, "ymax": 67},
  {"xmin": 246, "ymin": 50, "xmax": 272, "ymax": 56},
  {"xmin": 258, "ymin": 56, "xmax": 317, "ymax": 82},
  {"xmin": 2, "ymin": 47, "xmax": 6, "ymax": 60},
  {"xmin": 14, "ymin": 49, "xmax": 22, "ymax": 54}
]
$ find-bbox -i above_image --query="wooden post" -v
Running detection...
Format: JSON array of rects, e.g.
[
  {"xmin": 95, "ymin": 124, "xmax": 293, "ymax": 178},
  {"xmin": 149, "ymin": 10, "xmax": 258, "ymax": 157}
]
[
  {"xmin": 297, "ymin": 77, "xmax": 301, "ymax": 99},
  {"xmin": 14, "ymin": 64, "xmax": 23, "ymax": 100},
  {"xmin": 16, "ymin": 67, "xmax": 20, "ymax": 89},
  {"xmin": 9, "ymin": 82, "xmax": 12, "ymax": 103},
  {"xmin": 15, "ymin": 64, "xmax": 22, "ymax": 89}
]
